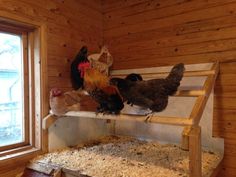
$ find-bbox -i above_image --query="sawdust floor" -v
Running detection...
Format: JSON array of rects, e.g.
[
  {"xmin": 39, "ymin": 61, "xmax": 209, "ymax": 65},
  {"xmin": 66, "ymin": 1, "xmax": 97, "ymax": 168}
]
[{"xmin": 34, "ymin": 136, "xmax": 222, "ymax": 177}]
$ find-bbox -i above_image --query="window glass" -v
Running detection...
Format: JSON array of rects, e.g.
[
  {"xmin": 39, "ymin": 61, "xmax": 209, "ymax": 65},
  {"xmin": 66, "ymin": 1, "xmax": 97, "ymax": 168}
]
[{"xmin": 0, "ymin": 32, "xmax": 23, "ymax": 146}]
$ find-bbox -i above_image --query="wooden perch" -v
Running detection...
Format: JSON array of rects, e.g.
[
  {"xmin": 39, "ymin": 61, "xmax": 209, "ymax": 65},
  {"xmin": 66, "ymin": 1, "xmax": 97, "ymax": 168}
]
[
  {"xmin": 139, "ymin": 69, "xmax": 215, "ymax": 78},
  {"xmin": 65, "ymin": 111, "xmax": 193, "ymax": 126},
  {"xmin": 174, "ymin": 89, "xmax": 205, "ymax": 97},
  {"xmin": 112, "ymin": 67, "xmax": 216, "ymax": 79},
  {"xmin": 43, "ymin": 62, "xmax": 219, "ymax": 132}
]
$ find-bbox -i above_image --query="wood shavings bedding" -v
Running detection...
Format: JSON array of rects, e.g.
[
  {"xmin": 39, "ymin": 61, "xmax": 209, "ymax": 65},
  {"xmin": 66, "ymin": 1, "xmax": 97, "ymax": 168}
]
[{"xmin": 34, "ymin": 136, "xmax": 221, "ymax": 177}]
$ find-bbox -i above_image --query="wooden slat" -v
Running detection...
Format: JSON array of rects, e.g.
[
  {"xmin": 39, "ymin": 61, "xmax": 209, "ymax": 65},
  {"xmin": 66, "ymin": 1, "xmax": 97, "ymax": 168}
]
[
  {"xmin": 106, "ymin": 15, "xmax": 236, "ymax": 48},
  {"xmin": 42, "ymin": 114, "xmax": 58, "ymax": 130},
  {"xmin": 0, "ymin": 148, "xmax": 40, "ymax": 162},
  {"xmin": 109, "ymin": 26, "xmax": 236, "ymax": 56},
  {"xmin": 42, "ymin": 129, "xmax": 49, "ymax": 153},
  {"xmin": 24, "ymin": 162, "xmax": 62, "ymax": 177},
  {"xmin": 190, "ymin": 96, "xmax": 206, "ymax": 123},
  {"xmin": 104, "ymin": 2, "xmax": 236, "ymax": 38},
  {"xmin": 109, "ymin": 38, "xmax": 236, "ymax": 64},
  {"xmin": 181, "ymin": 62, "xmax": 218, "ymax": 151},
  {"xmin": 214, "ymin": 96, "xmax": 236, "ymax": 109},
  {"xmin": 111, "ymin": 52, "xmax": 236, "ymax": 70},
  {"xmin": 174, "ymin": 89, "xmax": 206, "ymax": 97},
  {"xmin": 27, "ymin": 162, "xmax": 54, "ymax": 175},
  {"xmin": 104, "ymin": 0, "xmax": 236, "ymax": 30},
  {"xmin": 112, "ymin": 69, "xmax": 215, "ymax": 78},
  {"xmin": 64, "ymin": 111, "xmax": 193, "ymax": 126},
  {"xmin": 190, "ymin": 61, "xmax": 219, "ymax": 124},
  {"xmin": 181, "ymin": 126, "xmax": 191, "ymax": 150},
  {"xmin": 107, "ymin": 13, "xmax": 236, "ymax": 44},
  {"xmin": 0, "ymin": 145, "xmax": 33, "ymax": 158},
  {"xmin": 189, "ymin": 126, "xmax": 202, "ymax": 177}
]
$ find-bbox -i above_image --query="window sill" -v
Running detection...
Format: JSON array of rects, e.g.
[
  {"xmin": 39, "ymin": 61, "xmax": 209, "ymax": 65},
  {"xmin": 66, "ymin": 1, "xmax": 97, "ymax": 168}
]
[
  {"xmin": 0, "ymin": 146, "xmax": 42, "ymax": 166},
  {"xmin": 0, "ymin": 147, "xmax": 42, "ymax": 176}
]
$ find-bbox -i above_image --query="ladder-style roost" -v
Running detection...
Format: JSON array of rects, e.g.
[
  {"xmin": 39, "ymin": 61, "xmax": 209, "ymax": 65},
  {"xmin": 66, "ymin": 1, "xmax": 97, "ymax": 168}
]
[{"xmin": 43, "ymin": 61, "xmax": 220, "ymax": 177}]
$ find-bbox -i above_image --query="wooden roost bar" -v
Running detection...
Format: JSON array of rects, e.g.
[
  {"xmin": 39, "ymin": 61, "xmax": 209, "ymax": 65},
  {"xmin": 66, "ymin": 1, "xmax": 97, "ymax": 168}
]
[{"xmin": 43, "ymin": 61, "xmax": 221, "ymax": 177}]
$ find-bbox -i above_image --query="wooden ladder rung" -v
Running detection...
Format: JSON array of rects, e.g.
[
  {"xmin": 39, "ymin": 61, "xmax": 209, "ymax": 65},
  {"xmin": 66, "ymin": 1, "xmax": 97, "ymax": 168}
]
[
  {"xmin": 113, "ymin": 69, "xmax": 216, "ymax": 78},
  {"xmin": 174, "ymin": 89, "xmax": 205, "ymax": 97},
  {"xmin": 190, "ymin": 61, "xmax": 219, "ymax": 125}
]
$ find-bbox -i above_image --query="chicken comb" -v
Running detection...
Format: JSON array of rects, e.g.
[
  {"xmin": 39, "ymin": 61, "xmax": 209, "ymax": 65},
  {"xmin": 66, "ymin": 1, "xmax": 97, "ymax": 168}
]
[{"xmin": 50, "ymin": 88, "xmax": 62, "ymax": 97}]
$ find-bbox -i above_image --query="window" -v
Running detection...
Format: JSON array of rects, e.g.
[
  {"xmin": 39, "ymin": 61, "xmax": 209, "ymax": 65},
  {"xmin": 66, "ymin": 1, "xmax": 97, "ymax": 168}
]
[
  {"xmin": 0, "ymin": 17, "xmax": 47, "ymax": 157},
  {"xmin": 0, "ymin": 32, "xmax": 25, "ymax": 147}
]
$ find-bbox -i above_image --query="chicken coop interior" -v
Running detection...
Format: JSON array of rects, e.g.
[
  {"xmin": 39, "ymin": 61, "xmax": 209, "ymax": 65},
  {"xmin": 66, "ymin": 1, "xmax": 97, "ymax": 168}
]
[{"xmin": 0, "ymin": 0, "xmax": 236, "ymax": 177}]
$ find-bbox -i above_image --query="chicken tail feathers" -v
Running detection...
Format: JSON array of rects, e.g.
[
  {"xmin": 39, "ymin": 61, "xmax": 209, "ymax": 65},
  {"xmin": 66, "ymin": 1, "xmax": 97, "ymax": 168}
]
[{"xmin": 165, "ymin": 63, "xmax": 185, "ymax": 95}]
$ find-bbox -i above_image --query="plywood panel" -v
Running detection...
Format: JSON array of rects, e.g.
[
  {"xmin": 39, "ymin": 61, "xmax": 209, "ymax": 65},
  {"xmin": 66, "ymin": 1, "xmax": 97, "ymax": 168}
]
[{"xmin": 48, "ymin": 117, "xmax": 111, "ymax": 151}]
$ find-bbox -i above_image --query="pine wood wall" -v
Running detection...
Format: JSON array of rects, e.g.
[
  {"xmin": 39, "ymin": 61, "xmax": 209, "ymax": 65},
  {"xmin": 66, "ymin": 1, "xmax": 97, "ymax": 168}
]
[
  {"xmin": 1, "ymin": 0, "xmax": 103, "ymax": 91},
  {"xmin": 1, "ymin": 0, "xmax": 236, "ymax": 176},
  {"xmin": 103, "ymin": 0, "xmax": 236, "ymax": 176},
  {"xmin": 0, "ymin": 0, "xmax": 102, "ymax": 176}
]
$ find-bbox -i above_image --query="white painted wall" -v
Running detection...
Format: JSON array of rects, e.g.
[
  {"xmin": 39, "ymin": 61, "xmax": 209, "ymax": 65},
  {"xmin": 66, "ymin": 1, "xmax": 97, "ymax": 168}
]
[{"xmin": 48, "ymin": 117, "xmax": 111, "ymax": 151}]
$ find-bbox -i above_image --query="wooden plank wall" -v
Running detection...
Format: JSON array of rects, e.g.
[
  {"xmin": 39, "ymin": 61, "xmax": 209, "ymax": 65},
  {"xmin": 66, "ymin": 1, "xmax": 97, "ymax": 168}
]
[
  {"xmin": 103, "ymin": 0, "xmax": 236, "ymax": 176},
  {"xmin": 0, "ymin": 0, "xmax": 102, "ymax": 176},
  {"xmin": 0, "ymin": 0, "xmax": 103, "ymax": 92}
]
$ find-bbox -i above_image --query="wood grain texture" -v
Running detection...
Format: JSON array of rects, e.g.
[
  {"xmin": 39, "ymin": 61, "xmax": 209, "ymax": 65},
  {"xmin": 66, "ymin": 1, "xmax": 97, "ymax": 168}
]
[
  {"xmin": 0, "ymin": 0, "xmax": 103, "ymax": 176},
  {"xmin": 103, "ymin": 0, "xmax": 236, "ymax": 176},
  {"xmin": 189, "ymin": 126, "xmax": 202, "ymax": 177},
  {"xmin": 1, "ymin": 0, "xmax": 235, "ymax": 176},
  {"xmin": 0, "ymin": 0, "xmax": 103, "ymax": 93}
]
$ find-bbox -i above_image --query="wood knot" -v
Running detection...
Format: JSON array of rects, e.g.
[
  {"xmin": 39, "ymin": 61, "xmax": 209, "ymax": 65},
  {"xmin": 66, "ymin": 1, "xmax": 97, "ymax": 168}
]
[{"xmin": 50, "ymin": 7, "xmax": 60, "ymax": 13}]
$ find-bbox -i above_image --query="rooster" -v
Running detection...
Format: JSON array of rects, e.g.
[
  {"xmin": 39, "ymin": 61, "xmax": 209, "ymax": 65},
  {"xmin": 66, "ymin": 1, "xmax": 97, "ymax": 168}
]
[
  {"xmin": 110, "ymin": 63, "xmax": 185, "ymax": 112},
  {"xmin": 49, "ymin": 88, "xmax": 87, "ymax": 116},
  {"xmin": 83, "ymin": 68, "xmax": 124, "ymax": 114},
  {"xmin": 71, "ymin": 46, "xmax": 90, "ymax": 89}
]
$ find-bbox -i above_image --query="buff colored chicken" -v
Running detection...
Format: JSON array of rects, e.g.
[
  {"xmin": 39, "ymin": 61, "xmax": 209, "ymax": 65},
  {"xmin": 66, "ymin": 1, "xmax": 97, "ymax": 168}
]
[{"xmin": 49, "ymin": 88, "xmax": 87, "ymax": 116}]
